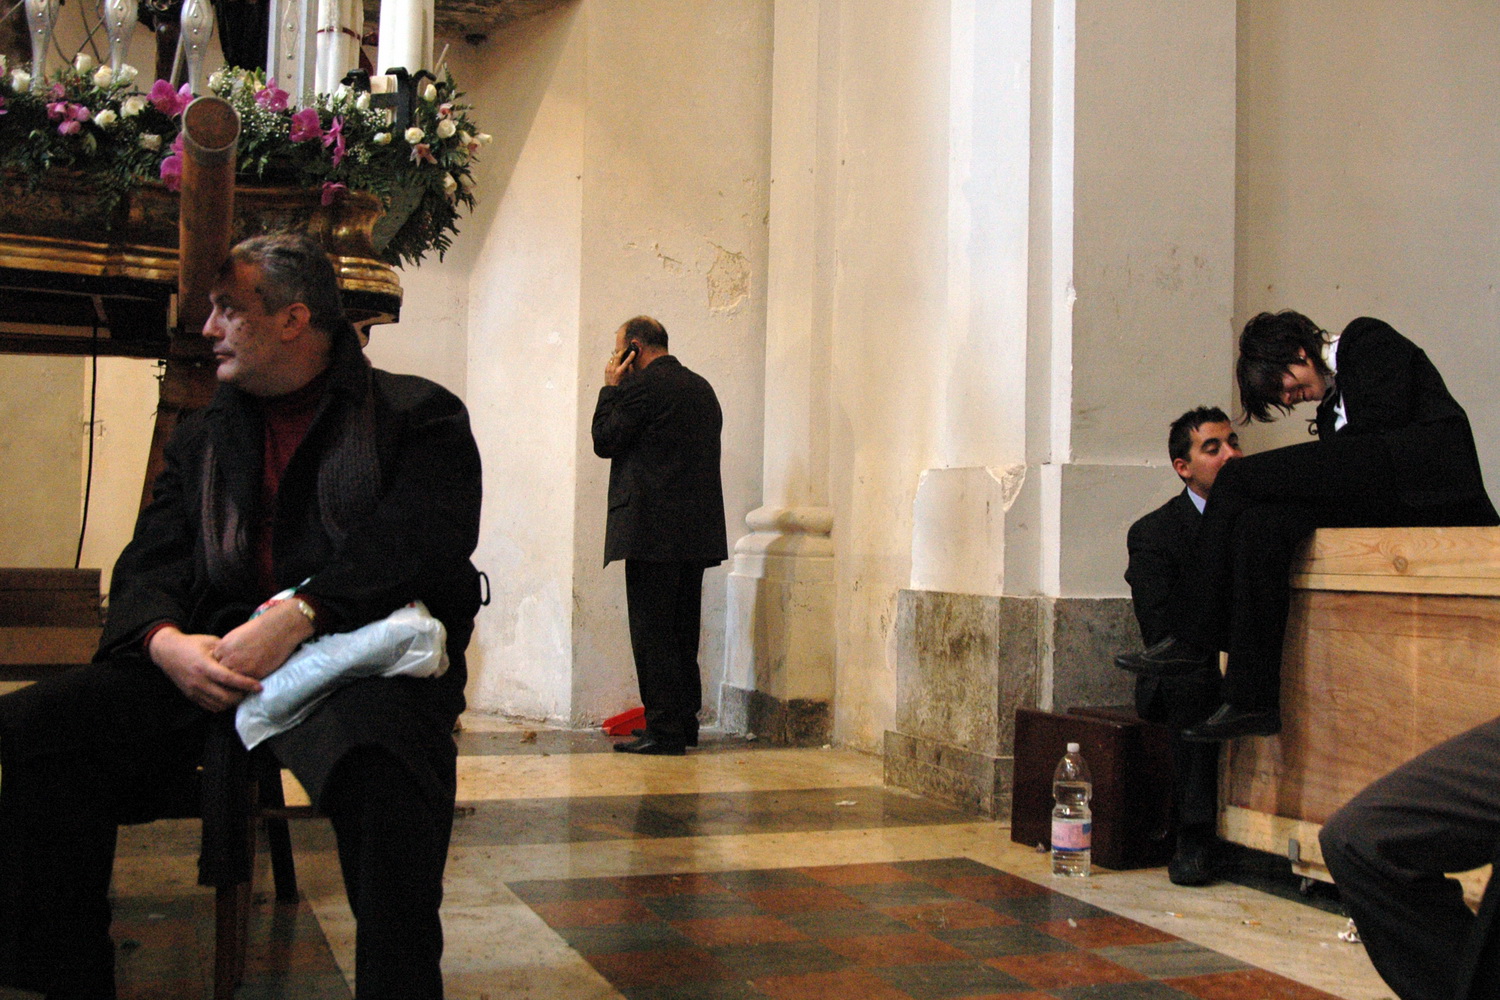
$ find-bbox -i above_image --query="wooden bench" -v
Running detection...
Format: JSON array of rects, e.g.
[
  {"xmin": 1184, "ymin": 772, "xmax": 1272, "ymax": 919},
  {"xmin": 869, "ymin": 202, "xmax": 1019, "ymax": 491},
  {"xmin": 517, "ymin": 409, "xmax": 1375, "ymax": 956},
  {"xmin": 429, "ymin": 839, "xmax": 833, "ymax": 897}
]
[
  {"xmin": 1222, "ymin": 526, "xmax": 1500, "ymax": 896},
  {"xmin": 0, "ymin": 568, "xmax": 103, "ymax": 679}
]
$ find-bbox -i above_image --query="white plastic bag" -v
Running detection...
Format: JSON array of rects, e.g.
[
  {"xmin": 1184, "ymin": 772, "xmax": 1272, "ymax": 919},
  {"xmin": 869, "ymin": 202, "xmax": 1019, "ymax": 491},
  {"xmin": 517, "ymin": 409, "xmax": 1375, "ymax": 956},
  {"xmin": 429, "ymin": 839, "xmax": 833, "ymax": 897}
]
[{"xmin": 235, "ymin": 601, "xmax": 448, "ymax": 749}]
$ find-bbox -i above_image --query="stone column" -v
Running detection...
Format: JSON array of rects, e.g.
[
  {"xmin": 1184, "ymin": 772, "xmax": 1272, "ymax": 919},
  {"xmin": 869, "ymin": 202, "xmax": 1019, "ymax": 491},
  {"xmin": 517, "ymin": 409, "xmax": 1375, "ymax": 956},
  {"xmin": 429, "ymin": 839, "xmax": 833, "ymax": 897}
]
[
  {"xmin": 720, "ymin": 0, "xmax": 836, "ymax": 745},
  {"xmin": 885, "ymin": 0, "xmax": 1237, "ymax": 816}
]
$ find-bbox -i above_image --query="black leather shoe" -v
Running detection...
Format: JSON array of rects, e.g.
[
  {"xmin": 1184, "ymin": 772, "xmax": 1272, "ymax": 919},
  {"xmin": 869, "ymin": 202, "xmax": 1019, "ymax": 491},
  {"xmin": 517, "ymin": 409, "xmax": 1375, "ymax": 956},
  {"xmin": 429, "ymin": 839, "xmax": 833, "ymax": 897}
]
[
  {"xmin": 613, "ymin": 735, "xmax": 686, "ymax": 756},
  {"xmin": 1115, "ymin": 636, "xmax": 1216, "ymax": 677},
  {"xmin": 1181, "ymin": 703, "xmax": 1280, "ymax": 742},
  {"xmin": 631, "ymin": 727, "xmax": 699, "ymax": 747},
  {"xmin": 1167, "ymin": 834, "xmax": 1220, "ymax": 887}
]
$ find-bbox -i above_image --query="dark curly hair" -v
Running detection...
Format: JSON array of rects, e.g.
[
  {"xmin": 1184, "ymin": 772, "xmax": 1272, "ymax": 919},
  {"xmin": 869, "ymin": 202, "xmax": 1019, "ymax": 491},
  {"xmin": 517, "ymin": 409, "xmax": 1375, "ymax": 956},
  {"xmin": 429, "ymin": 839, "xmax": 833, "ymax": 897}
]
[
  {"xmin": 1236, "ymin": 310, "xmax": 1331, "ymax": 423},
  {"xmin": 225, "ymin": 233, "xmax": 357, "ymax": 343}
]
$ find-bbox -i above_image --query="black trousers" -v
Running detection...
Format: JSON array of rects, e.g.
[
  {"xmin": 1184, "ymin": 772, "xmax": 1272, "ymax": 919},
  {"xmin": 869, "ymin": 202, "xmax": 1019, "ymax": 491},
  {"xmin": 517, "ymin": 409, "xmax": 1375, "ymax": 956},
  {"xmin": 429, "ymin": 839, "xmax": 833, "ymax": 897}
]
[
  {"xmin": 624, "ymin": 559, "xmax": 706, "ymax": 743},
  {"xmin": 1135, "ymin": 667, "xmax": 1220, "ymax": 832},
  {"xmin": 1178, "ymin": 437, "xmax": 1459, "ymax": 711},
  {"xmin": 1320, "ymin": 716, "xmax": 1500, "ymax": 1000},
  {"xmin": 0, "ymin": 665, "xmax": 452, "ymax": 1000}
]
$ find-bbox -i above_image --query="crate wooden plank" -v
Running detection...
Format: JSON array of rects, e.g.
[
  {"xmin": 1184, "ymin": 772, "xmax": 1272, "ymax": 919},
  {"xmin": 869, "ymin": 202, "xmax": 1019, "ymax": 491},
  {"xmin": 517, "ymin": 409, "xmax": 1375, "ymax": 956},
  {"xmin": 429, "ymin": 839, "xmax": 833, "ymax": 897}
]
[
  {"xmin": 0, "ymin": 568, "xmax": 102, "ymax": 627},
  {"xmin": 0, "ymin": 626, "xmax": 101, "ymax": 665},
  {"xmin": 1223, "ymin": 526, "xmax": 1500, "ymax": 904}
]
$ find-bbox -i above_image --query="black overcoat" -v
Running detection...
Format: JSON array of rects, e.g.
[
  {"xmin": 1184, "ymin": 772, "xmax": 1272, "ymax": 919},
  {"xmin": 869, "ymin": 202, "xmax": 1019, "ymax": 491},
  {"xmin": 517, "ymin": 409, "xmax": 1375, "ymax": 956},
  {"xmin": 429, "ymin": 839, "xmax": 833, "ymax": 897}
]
[
  {"xmin": 591, "ymin": 355, "xmax": 728, "ymax": 567},
  {"xmin": 6, "ymin": 330, "xmax": 485, "ymax": 883},
  {"xmin": 1317, "ymin": 317, "xmax": 1496, "ymax": 521}
]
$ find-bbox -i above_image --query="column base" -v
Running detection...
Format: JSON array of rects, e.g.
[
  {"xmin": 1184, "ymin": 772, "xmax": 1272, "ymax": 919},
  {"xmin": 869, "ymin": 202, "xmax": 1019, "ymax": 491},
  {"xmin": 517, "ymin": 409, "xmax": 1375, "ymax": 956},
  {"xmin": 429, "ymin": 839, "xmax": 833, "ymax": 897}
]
[
  {"xmin": 884, "ymin": 588, "xmax": 1137, "ymax": 818},
  {"xmin": 721, "ymin": 684, "xmax": 832, "ymax": 746}
]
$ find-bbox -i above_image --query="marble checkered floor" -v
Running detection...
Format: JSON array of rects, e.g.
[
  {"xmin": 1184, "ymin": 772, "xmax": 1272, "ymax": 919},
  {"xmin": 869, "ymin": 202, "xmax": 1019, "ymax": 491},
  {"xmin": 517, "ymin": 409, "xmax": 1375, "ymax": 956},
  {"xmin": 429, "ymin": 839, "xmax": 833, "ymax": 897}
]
[{"xmin": 1, "ymin": 715, "xmax": 1395, "ymax": 999}]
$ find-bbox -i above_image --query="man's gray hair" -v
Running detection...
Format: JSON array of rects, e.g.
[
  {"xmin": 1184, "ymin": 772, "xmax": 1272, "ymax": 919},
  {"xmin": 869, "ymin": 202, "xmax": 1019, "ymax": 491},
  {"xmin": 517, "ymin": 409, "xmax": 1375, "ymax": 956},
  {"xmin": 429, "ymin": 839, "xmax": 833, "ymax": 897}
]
[{"xmin": 226, "ymin": 233, "xmax": 354, "ymax": 340}]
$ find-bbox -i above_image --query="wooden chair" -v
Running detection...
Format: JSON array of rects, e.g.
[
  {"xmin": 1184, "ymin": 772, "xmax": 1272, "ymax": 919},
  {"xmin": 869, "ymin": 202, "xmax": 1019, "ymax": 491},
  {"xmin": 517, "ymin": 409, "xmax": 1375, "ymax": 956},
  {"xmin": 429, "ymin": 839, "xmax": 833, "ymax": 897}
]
[{"xmin": 212, "ymin": 753, "xmax": 319, "ymax": 1000}]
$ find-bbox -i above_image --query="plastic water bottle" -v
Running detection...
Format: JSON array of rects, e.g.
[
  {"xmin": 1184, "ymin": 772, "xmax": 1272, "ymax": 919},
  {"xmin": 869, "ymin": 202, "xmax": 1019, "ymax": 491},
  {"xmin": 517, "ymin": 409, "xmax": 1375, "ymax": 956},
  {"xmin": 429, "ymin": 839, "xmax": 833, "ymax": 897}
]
[{"xmin": 1051, "ymin": 742, "xmax": 1092, "ymax": 877}]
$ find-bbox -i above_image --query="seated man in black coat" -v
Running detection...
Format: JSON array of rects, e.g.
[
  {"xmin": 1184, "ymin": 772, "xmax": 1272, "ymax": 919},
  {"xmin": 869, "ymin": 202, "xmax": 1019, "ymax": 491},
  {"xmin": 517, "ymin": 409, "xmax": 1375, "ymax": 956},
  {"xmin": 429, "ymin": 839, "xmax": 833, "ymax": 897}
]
[
  {"xmin": 1119, "ymin": 312, "xmax": 1497, "ymax": 741},
  {"xmin": 0, "ymin": 234, "xmax": 482, "ymax": 999},
  {"xmin": 1125, "ymin": 406, "xmax": 1240, "ymax": 885},
  {"xmin": 1321, "ymin": 716, "xmax": 1500, "ymax": 1000}
]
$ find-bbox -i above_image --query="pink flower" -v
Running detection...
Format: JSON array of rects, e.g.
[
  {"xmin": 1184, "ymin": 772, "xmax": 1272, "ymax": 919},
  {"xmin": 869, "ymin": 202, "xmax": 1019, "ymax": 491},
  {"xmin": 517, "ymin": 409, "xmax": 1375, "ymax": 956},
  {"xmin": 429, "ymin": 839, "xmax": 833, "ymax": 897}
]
[
  {"xmin": 322, "ymin": 115, "xmax": 346, "ymax": 166},
  {"xmin": 46, "ymin": 101, "xmax": 91, "ymax": 128},
  {"xmin": 159, "ymin": 153, "xmax": 182, "ymax": 190},
  {"xmin": 0, "ymin": 95, "xmax": 7, "ymax": 116},
  {"xmin": 255, "ymin": 79, "xmax": 289, "ymax": 112},
  {"xmin": 50, "ymin": 83, "xmax": 65, "ymax": 100},
  {"xmin": 148, "ymin": 79, "xmax": 192, "ymax": 116},
  {"xmin": 159, "ymin": 134, "xmax": 185, "ymax": 192},
  {"xmin": 409, "ymin": 142, "xmax": 436, "ymax": 165},
  {"xmin": 438, "ymin": 101, "xmax": 453, "ymax": 117},
  {"xmin": 320, "ymin": 181, "xmax": 347, "ymax": 206},
  {"xmin": 289, "ymin": 107, "xmax": 322, "ymax": 143}
]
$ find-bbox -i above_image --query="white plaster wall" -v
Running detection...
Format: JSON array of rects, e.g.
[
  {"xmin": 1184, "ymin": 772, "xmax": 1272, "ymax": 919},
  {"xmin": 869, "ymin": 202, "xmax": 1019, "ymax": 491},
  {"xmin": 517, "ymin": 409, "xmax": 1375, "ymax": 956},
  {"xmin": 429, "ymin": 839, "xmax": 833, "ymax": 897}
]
[
  {"xmin": 448, "ymin": 2, "xmax": 770, "ymax": 726},
  {"xmin": 568, "ymin": 0, "xmax": 771, "ymax": 726},
  {"xmin": 448, "ymin": 8, "xmax": 585, "ymax": 722},
  {"xmin": 0, "ymin": 357, "xmax": 84, "ymax": 566},
  {"xmin": 77, "ymin": 358, "xmax": 160, "ymax": 593},
  {"xmin": 827, "ymin": 1, "xmax": 952, "ymax": 749},
  {"xmin": 1236, "ymin": 2, "xmax": 1500, "ymax": 483},
  {"xmin": 1071, "ymin": 1, "xmax": 1237, "ymax": 467}
]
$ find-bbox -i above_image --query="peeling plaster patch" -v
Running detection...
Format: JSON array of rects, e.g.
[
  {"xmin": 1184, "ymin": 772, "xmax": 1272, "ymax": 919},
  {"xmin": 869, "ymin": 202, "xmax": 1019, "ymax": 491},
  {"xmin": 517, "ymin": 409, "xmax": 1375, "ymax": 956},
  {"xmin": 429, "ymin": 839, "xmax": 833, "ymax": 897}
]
[
  {"xmin": 707, "ymin": 244, "xmax": 751, "ymax": 313},
  {"xmin": 657, "ymin": 247, "xmax": 687, "ymax": 274},
  {"xmin": 989, "ymin": 464, "xmax": 1027, "ymax": 510}
]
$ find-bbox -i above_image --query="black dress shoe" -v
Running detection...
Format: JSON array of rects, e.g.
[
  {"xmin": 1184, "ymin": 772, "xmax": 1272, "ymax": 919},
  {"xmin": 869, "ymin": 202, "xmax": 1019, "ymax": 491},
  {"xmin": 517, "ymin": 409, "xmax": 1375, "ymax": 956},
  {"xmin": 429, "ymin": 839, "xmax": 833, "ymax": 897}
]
[
  {"xmin": 1181, "ymin": 703, "xmax": 1280, "ymax": 742},
  {"xmin": 631, "ymin": 727, "xmax": 699, "ymax": 747},
  {"xmin": 1114, "ymin": 636, "xmax": 1216, "ymax": 677},
  {"xmin": 1167, "ymin": 834, "xmax": 1220, "ymax": 887},
  {"xmin": 613, "ymin": 735, "xmax": 686, "ymax": 756}
]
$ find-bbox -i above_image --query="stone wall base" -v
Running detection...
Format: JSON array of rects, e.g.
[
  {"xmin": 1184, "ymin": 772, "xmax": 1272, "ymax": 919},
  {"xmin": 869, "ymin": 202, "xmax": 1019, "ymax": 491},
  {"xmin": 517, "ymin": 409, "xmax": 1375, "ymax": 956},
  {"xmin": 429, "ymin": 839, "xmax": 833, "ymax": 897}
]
[
  {"xmin": 721, "ymin": 684, "xmax": 832, "ymax": 746},
  {"xmin": 884, "ymin": 589, "xmax": 1136, "ymax": 818}
]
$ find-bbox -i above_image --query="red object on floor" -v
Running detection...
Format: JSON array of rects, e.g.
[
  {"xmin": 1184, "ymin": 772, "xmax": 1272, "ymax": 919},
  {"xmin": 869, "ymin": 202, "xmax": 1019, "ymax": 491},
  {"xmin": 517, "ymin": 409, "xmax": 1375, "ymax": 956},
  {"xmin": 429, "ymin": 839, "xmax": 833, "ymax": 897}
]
[{"xmin": 602, "ymin": 706, "xmax": 645, "ymax": 736}]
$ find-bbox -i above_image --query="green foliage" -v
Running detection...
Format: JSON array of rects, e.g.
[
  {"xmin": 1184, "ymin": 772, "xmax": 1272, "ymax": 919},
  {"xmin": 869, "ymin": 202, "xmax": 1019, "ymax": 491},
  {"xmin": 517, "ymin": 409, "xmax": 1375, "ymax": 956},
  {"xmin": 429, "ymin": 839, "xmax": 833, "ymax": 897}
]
[{"xmin": 0, "ymin": 57, "xmax": 487, "ymax": 267}]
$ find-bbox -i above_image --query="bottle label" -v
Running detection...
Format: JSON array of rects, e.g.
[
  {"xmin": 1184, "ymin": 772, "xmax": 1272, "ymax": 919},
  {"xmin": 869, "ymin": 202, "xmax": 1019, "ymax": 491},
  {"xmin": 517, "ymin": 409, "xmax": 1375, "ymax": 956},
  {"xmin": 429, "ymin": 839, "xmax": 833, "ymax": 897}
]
[{"xmin": 1051, "ymin": 819, "xmax": 1091, "ymax": 851}]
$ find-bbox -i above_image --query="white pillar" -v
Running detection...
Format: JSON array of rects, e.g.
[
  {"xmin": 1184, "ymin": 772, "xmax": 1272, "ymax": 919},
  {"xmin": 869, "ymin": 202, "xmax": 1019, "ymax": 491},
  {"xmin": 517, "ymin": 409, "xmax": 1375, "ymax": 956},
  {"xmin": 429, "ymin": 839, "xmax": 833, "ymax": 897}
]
[{"xmin": 721, "ymin": 0, "xmax": 836, "ymax": 744}]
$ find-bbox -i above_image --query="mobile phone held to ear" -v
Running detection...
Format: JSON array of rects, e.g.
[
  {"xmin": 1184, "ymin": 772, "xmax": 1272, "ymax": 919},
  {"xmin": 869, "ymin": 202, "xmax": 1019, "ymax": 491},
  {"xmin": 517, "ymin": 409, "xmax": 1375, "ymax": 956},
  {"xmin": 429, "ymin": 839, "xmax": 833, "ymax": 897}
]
[{"xmin": 619, "ymin": 344, "xmax": 639, "ymax": 367}]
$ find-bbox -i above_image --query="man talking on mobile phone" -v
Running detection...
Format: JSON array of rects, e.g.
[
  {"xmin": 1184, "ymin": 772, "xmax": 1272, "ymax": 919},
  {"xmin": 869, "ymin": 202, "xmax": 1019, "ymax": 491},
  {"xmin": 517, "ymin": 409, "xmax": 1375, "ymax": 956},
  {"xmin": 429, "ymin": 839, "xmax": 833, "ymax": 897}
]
[{"xmin": 592, "ymin": 316, "xmax": 727, "ymax": 755}]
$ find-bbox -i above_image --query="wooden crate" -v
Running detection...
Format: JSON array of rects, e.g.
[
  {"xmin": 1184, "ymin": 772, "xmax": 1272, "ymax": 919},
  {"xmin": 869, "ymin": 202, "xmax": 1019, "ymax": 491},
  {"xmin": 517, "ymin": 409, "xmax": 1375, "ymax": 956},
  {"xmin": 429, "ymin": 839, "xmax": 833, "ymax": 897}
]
[
  {"xmin": 0, "ymin": 568, "xmax": 103, "ymax": 679},
  {"xmin": 1223, "ymin": 526, "xmax": 1500, "ymax": 897}
]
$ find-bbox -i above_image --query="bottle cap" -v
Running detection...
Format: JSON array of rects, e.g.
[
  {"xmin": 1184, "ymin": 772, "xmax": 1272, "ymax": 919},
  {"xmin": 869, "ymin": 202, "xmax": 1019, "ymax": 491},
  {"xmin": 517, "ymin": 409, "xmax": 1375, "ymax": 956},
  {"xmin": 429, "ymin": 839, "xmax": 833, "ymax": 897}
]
[{"xmin": 1066, "ymin": 742, "xmax": 1079, "ymax": 753}]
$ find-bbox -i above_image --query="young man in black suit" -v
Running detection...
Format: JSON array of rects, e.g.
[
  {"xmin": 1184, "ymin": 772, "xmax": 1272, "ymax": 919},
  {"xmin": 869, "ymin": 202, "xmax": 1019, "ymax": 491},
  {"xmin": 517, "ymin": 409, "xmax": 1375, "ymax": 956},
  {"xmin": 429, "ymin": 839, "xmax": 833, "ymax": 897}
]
[
  {"xmin": 1119, "ymin": 312, "xmax": 1498, "ymax": 741},
  {"xmin": 592, "ymin": 316, "xmax": 728, "ymax": 755},
  {"xmin": 1125, "ymin": 406, "xmax": 1241, "ymax": 885}
]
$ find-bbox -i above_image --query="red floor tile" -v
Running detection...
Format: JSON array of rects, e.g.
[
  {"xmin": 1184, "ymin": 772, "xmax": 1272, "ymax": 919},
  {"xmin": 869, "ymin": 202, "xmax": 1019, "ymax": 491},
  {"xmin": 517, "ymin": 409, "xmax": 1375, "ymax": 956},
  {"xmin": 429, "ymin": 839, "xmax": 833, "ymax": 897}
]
[
  {"xmin": 1165, "ymin": 968, "xmax": 1346, "ymax": 999},
  {"xmin": 584, "ymin": 946, "xmax": 736, "ymax": 989},
  {"xmin": 989, "ymin": 950, "xmax": 1149, "ymax": 988},
  {"xmin": 672, "ymin": 915, "xmax": 809, "ymax": 947},
  {"xmin": 1035, "ymin": 915, "xmax": 1178, "ymax": 948},
  {"xmin": 612, "ymin": 872, "xmax": 729, "ymax": 897},
  {"xmin": 928, "ymin": 873, "xmax": 1053, "ymax": 901},
  {"xmin": 742, "ymin": 886, "xmax": 865, "ymax": 914},
  {"xmin": 821, "ymin": 930, "xmax": 973, "ymax": 966},
  {"xmin": 753, "ymin": 967, "xmax": 916, "ymax": 1000},
  {"xmin": 799, "ymin": 862, "xmax": 919, "ymax": 886},
  {"xmin": 885, "ymin": 900, "xmax": 1021, "ymax": 931},
  {"xmin": 529, "ymin": 897, "xmax": 658, "ymax": 928}
]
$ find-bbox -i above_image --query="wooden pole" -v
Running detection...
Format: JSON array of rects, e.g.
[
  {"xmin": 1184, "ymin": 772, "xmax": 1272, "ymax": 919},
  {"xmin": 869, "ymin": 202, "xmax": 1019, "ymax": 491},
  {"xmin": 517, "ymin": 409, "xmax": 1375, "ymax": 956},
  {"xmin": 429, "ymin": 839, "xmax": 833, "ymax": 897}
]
[{"xmin": 139, "ymin": 96, "xmax": 240, "ymax": 512}]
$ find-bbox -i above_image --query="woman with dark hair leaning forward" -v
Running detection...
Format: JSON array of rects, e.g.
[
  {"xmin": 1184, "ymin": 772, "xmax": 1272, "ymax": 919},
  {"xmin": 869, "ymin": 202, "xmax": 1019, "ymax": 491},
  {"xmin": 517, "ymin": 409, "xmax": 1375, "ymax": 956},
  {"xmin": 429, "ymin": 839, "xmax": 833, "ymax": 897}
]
[{"xmin": 1116, "ymin": 311, "xmax": 1497, "ymax": 741}]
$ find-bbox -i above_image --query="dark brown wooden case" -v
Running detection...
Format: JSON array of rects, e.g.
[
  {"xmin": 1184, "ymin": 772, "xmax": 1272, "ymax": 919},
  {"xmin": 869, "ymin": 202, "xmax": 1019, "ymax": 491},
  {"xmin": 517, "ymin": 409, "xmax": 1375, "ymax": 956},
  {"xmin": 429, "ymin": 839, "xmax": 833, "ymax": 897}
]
[{"xmin": 1010, "ymin": 706, "xmax": 1177, "ymax": 870}]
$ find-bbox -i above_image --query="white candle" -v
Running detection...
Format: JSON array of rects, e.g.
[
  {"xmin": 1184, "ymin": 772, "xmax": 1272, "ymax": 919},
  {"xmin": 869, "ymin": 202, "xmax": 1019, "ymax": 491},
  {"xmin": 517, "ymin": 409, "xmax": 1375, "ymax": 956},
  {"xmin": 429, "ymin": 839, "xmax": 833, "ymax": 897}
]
[
  {"xmin": 314, "ymin": 0, "xmax": 365, "ymax": 94},
  {"xmin": 376, "ymin": 0, "xmax": 432, "ymax": 75}
]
